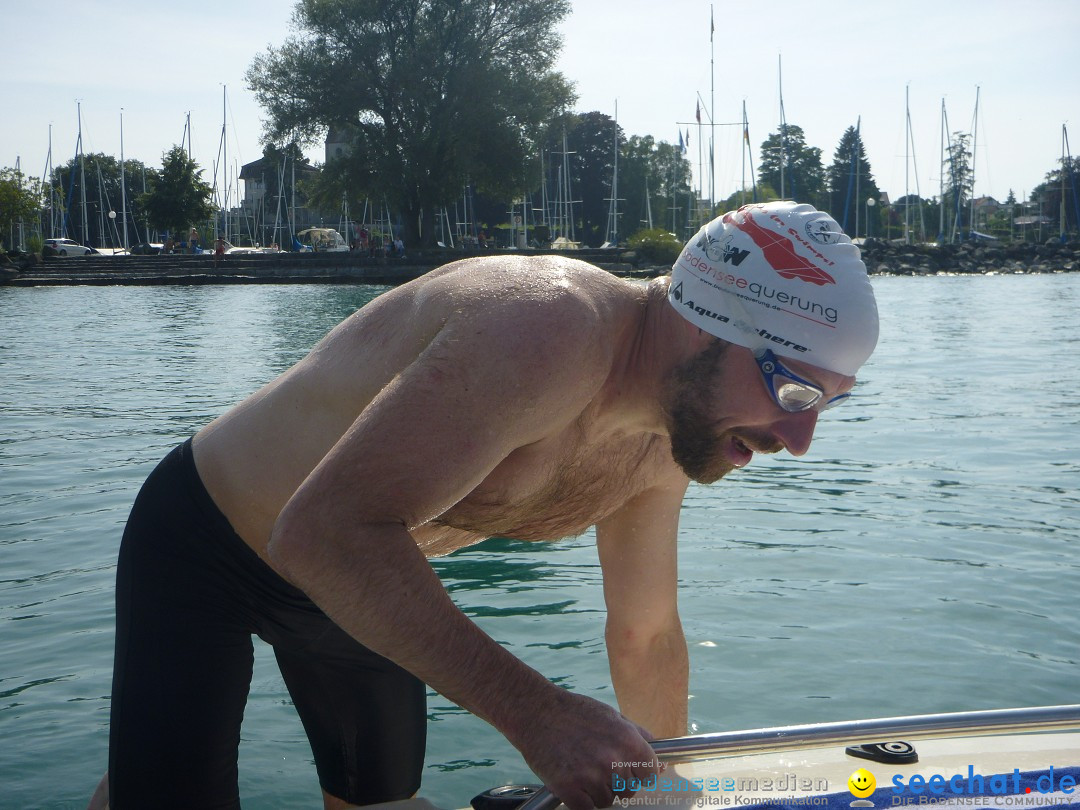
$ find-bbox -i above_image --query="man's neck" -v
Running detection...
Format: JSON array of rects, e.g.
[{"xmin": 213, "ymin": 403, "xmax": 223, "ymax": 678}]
[{"xmin": 598, "ymin": 277, "xmax": 706, "ymax": 436}]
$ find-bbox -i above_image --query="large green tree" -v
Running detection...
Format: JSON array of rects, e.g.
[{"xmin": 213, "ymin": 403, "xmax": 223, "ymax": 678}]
[
  {"xmin": 248, "ymin": 0, "xmax": 575, "ymax": 246},
  {"xmin": 139, "ymin": 146, "xmax": 216, "ymax": 238},
  {"xmin": 758, "ymin": 124, "xmax": 825, "ymax": 208},
  {"xmin": 537, "ymin": 112, "xmax": 622, "ymax": 247},
  {"xmin": 1, "ymin": 167, "xmax": 43, "ymax": 250},
  {"xmin": 50, "ymin": 153, "xmax": 154, "ymax": 248},
  {"xmin": 826, "ymin": 125, "xmax": 880, "ymax": 238},
  {"xmin": 618, "ymin": 135, "xmax": 694, "ymax": 242}
]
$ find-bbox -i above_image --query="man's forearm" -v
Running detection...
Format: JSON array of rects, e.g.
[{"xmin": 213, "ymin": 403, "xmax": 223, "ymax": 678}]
[
  {"xmin": 268, "ymin": 515, "xmax": 664, "ymax": 806},
  {"xmin": 268, "ymin": 515, "xmax": 553, "ymax": 742},
  {"xmin": 607, "ymin": 626, "xmax": 689, "ymax": 739}
]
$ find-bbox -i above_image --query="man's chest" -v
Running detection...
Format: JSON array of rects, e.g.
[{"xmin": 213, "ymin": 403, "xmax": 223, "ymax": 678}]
[{"xmin": 434, "ymin": 425, "xmax": 676, "ymax": 541}]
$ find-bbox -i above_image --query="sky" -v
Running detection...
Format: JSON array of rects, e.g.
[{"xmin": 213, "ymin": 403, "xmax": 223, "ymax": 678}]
[{"xmin": 3, "ymin": 0, "xmax": 1077, "ymax": 212}]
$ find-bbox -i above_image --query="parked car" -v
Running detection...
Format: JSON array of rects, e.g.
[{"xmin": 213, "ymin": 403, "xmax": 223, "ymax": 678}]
[
  {"xmin": 295, "ymin": 228, "xmax": 349, "ymax": 252},
  {"xmin": 44, "ymin": 238, "xmax": 92, "ymax": 256},
  {"xmin": 130, "ymin": 243, "xmax": 164, "ymax": 255}
]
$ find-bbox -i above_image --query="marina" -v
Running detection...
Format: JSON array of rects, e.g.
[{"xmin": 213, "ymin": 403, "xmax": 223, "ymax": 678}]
[{"xmin": 3, "ymin": 240, "xmax": 1078, "ymax": 288}]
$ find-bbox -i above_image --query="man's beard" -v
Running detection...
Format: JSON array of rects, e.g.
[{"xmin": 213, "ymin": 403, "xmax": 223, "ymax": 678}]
[{"xmin": 664, "ymin": 339, "xmax": 779, "ymax": 484}]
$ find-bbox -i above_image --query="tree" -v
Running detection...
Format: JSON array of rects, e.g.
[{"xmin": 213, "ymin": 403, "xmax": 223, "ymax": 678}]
[
  {"xmin": 943, "ymin": 131, "xmax": 973, "ymax": 240},
  {"xmin": 825, "ymin": 125, "xmax": 880, "ymax": 238},
  {"xmin": 0, "ymin": 167, "xmax": 43, "ymax": 250},
  {"xmin": 617, "ymin": 135, "xmax": 693, "ymax": 242},
  {"xmin": 50, "ymin": 153, "xmax": 154, "ymax": 248},
  {"xmin": 139, "ymin": 146, "xmax": 216, "ymax": 238},
  {"xmin": 534, "ymin": 112, "xmax": 623, "ymax": 247},
  {"xmin": 715, "ymin": 182, "xmax": 780, "ymax": 214},
  {"xmin": 1029, "ymin": 155, "xmax": 1080, "ymax": 238},
  {"xmin": 563, "ymin": 112, "xmax": 620, "ymax": 247},
  {"xmin": 758, "ymin": 124, "xmax": 825, "ymax": 208},
  {"xmin": 892, "ymin": 194, "xmax": 935, "ymax": 243},
  {"xmin": 247, "ymin": 0, "xmax": 576, "ymax": 247}
]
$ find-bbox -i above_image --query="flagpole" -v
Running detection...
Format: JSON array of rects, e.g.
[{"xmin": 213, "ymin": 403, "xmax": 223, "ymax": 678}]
[
  {"xmin": 778, "ymin": 53, "xmax": 786, "ymax": 200},
  {"xmin": 741, "ymin": 101, "xmax": 747, "ymax": 207},
  {"xmin": 709, "ymin": 4, "xmax": 716, "ymax": 212},
  {"xmin": 696, "ymin": 100, "xmax": 703, "ymax": 225}
]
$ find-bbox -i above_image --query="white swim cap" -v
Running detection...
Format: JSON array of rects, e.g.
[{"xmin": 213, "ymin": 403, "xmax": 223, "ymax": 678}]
[{"xmin": 668, "ymin": 201, "xmax": 879, "ymax": 376}]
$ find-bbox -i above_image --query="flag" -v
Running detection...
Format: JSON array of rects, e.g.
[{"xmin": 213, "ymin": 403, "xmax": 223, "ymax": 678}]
[
  {"xmin": 678, "ymin": 130, "xmax": 686, "ymax": 154},
  {"xmin": 686, "ymin": 129, "xmax": 691, "ymax": 148},
  {"xmin": 696, "ymin": 100, "xmax": 701, "ymax": 124},
  {"xmin": 710, "ymin": 6, "xmax": 715, "ymax": 42}
]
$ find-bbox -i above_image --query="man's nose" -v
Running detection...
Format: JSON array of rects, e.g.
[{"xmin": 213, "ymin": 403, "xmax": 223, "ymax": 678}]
[{"xmin": 772, "ymin": 409, "xmax": 818, "ymax": 457}]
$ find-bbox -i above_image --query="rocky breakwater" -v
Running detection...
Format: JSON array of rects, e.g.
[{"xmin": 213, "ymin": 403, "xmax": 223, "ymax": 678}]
[
  {"xmin": 858, "ymin": 240, "xmax": 1080, "ymax": 276},
  {"xmin": 0, "ymin": 246, "xmax": 645, "ymax": 287}
]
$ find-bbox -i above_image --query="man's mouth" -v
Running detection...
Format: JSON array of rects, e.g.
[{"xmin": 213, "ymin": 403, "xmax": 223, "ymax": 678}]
[
  {"xmin": 725, "ymin": 435, "xmax": 755, "ymax": 468},
  {"xmin": 725, "ymin": 433, "xmax": 785, "ymax": 468}
]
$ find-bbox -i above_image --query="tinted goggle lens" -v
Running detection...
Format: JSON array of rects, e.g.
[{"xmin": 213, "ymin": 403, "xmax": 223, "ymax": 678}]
[
  {"xmin": 774, "ymin": 379, "xmax": 823, "ymax": 411},
  {"xmin": 762, "ymin": 354, "xmax": 851, "ymax": 413}
]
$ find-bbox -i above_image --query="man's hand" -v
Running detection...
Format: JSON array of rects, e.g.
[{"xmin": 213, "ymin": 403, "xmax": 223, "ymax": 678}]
[{"xmin": 509, "ymin": 688, "xmax": 660, "ymax": 810}]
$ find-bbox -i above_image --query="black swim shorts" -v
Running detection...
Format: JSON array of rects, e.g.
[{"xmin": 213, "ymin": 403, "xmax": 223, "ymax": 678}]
[{"xmin": 108, "ymin": 439, "xmax": 426, "ymax": 808}]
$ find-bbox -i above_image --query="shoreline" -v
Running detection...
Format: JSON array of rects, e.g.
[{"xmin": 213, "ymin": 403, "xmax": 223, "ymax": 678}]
[{"xmin": 3, "ymin": 240, "xmax": 1077, "ymax": 287}]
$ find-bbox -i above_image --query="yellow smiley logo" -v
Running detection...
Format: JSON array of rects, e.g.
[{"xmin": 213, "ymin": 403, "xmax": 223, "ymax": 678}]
[{"xmin": 848, "ymin": 768, "xmax": 877, "ymax": 798}]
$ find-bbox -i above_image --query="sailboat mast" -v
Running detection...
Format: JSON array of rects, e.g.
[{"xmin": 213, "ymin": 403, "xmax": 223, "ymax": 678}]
[
  {"xmin": 1062, "ymin": 124, "xmax": 1069, "ymax": 241},
  {"xmin": 561, "ymin": 128, "xmax": 575, "ymax": 242},
  {"xmin": 223, "ymin": 85, "xmax": 228, "ymax": 243},
  {"xmin": 605, "ymin": 100, "xmax": 620, "ymax": 246},
  {"xmin": 778, "ymin": 54, "xmax": 786, "ymax": 200},
  {"xmin": 904, "ymin": 85, "xmax": 911, "ymax": 244},
  {"xmin": 43, "ymin": 124, "xmax": 57, "ymax": 239},
  {"xmin": 14, "ymin": 156, "xmax": 24, "ymax": 250},
  {"xmin": 644, "ymin": 177, "xmax": 654, "ymax": 230},
  {"xmin": 78, "ymin": 102, "xmax": 88, "ymax": 246},
  {"xmin": 854, "ymin": 117, "xmax": 861, "ymax": 238},
  {"xmin": 968, "ymin": 86, "xmax": 980, "ymax": 238},
  {"xmin": 939, "ymin": 99, "xmax": 946, "ymax": 243},
  {"xmin": 120, "ymin": 109, "xmax": 128, "ymax": 251}
]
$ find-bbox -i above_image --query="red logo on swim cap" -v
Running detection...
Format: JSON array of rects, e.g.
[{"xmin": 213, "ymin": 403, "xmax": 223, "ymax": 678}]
[{"xmin": 725, "ymin": 209, "xmax": 836, "ymax": 286}]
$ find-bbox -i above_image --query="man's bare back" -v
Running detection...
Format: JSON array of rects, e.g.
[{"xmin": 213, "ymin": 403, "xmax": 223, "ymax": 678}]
[{"xmin": 193, "ymin": 255, "xmax": 686, "ymax": 560}]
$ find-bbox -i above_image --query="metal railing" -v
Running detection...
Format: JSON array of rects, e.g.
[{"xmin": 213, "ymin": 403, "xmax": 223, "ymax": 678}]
[{"xmin": 516, "ymin": 704, "xmax": 1080, "ymax": 810}]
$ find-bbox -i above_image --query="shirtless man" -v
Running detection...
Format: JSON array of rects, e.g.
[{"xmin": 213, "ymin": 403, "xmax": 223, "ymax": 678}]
[{"xmin": 90, "ymin": 201, "xmax": 878, "ymax": 810}]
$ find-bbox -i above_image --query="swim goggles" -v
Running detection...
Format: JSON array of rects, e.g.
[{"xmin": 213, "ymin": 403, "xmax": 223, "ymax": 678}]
[{"xmin": 755, "ymin": 349, "xmax": 850, "ymax": 413}]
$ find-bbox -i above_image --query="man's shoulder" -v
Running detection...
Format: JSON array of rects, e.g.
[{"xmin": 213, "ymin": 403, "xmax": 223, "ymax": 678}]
[
  {"xmin": 423, "ymin": 255, "xmax": 640, "ymax": 323},
  {"xmin": 403, "ymin": 256, "xmax": 642, "ymax": 378}
]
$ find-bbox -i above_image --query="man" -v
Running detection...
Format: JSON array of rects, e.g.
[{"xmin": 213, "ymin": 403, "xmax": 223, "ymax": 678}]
[{"xmin": 90, "ymin": 201, "xmax": 878, "ymax": 810}]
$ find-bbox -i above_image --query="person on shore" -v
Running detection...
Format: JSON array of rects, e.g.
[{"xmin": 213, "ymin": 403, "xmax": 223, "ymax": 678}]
[
  {"xmin": 89, "ymin": 201, "xmax": 879, "ymax": 810},
  {"xmin": 190, "ymin": 228, "xmax": 200, "ymax": 254},
  {"xmin": 213, "ymin": 236, "xmax": 225, "ymax": 267}
]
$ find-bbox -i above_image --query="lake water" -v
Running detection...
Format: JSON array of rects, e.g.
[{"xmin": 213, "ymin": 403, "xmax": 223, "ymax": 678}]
[{"xmin": 1, "ymin": 272, "xmax": 1077, "ymax": 810}]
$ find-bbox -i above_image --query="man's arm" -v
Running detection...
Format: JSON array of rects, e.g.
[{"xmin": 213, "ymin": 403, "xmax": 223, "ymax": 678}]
[
  {"xmin": 267, "ymin": 290, "xmax": 658, "ymax": 810},
  {"xmin": 596, "ymin": 477, "xmax": 690, "ymax": 739}
]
